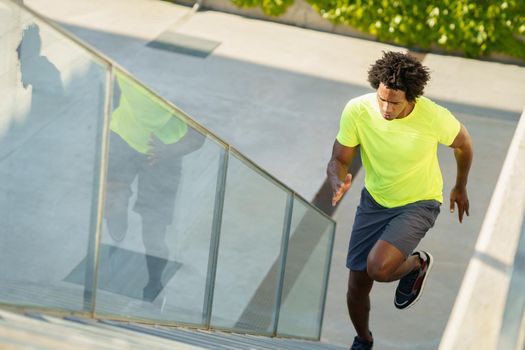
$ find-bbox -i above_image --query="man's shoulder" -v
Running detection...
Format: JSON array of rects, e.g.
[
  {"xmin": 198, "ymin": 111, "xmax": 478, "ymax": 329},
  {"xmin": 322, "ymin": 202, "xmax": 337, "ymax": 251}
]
[
  {"xmin": 416, "ymin": 95, "xmax": 454, "ymax": 119},
  {"xmin": 343, "ymin": 93, "xmax": 375, "ymax": 115},
  {"xmin": 347, "ymin": 92, "xmax": 376, "ymax": 106},
  {"xmin": 415, "ymin": 95, "xmax": 437, "ymax": 109}
]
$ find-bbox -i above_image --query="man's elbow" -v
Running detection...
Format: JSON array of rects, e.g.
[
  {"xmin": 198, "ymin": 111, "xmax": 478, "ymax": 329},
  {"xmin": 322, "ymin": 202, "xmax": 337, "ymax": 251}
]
[{"xmin": 451, "ymin": 125, "xmax": 473, "ymax": 151}]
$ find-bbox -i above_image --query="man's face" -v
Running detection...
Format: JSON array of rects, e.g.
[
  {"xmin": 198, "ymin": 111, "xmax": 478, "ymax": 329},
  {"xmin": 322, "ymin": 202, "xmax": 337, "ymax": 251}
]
[{"xmin": 376, "ymin": 83, "xmax": 414, "ymax": 121}]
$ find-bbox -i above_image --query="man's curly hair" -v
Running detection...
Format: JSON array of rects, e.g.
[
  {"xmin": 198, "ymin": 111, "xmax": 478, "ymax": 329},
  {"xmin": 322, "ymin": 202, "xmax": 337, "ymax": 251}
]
[{"xmin": 368, "ymin": 51, "xmax": 430, "ymax": 102}]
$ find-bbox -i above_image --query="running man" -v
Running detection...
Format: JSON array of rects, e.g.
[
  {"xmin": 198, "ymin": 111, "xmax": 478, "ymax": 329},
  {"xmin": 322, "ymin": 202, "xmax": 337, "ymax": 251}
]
[{"xmin": 327, "ymin": 51, "xmax": 473, "ymax": 349}]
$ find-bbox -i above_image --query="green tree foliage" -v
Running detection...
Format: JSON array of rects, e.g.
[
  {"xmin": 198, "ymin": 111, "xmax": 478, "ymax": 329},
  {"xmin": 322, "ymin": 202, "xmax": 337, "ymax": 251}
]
[
  {"xmin": 231, "ymin": 0, "xmax": 525, "ymax": 59},
  {"xmin": 231, "ymin": 0, "xmax": 294, "ymax": 16}
]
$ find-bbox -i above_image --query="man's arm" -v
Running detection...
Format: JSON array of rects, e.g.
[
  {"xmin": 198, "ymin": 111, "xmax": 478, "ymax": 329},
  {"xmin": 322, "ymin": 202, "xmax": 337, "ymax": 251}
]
[
  {"xmin": 327, "ymin": 140, "xmax": 358, "ymax": 206},
  {"xmin": 449, "ymin": 124, "xmax": 473, "ymax": 223}
]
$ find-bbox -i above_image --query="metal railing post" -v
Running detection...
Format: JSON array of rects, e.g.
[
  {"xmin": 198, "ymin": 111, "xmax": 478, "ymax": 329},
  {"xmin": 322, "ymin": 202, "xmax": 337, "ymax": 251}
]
[
  {"xmin": 202, "ymin": 147, "xmax": 229, "ymax": 327},
  {"xmin": 317, "ymin": 220, "xmax": 336, "ymax": 340},
  {"xmin": 83, "ymin": 65, "xmax": 113, "ymax": 316},
  {"xmin": 271, "ymin": 192, "xmax": 294, "ymax": 336}
]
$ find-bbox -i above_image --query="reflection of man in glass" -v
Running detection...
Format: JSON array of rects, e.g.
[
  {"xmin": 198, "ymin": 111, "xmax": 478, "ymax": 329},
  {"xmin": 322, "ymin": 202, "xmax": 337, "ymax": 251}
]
[
  {"xmin": 17, "ymin": 24, "xmax": 63, "ymax": 95},
  {"xmin": 5, "ymin": 23, "xmax": 64, "ymax": 240},
  {"xmin": 105, "ymin": 73, "xmax": 204, "ymax": 301}
]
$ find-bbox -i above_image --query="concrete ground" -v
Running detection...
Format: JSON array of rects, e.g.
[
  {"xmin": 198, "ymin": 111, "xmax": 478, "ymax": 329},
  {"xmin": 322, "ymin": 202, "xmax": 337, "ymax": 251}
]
[{"xmin": 16, "ymin": 0, "xmax": 525, "ymax": 348}]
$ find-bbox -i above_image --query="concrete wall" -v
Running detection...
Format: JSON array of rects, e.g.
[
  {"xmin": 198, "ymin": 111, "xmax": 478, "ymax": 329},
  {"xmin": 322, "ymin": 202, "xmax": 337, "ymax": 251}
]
[{"xmin": 439, "ymin": 108, "xmax": 525, "ymax": 350}]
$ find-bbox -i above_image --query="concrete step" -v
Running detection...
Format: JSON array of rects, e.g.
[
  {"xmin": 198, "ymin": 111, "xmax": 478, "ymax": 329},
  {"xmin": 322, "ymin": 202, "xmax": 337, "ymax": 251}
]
[{"xmin": 0, "ymin": 309, "xmax": 346, "ymax": 350}]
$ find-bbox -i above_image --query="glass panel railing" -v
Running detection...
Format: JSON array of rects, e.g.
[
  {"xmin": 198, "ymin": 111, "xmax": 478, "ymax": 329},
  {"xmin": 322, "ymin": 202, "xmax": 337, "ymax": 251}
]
[
  {"xmin": 1, "ymin": 0, "xmax": 337, "ymax": 340},
  {"xmin": 277, "ymin": 195, "xmax": 335, "ymax": 340},
  {"xmin": 210, "ymin": 151, "xmax": 291, "ymax": 335},
  {"xmin": 93, "ymin": 70, "xmax": 227, "ymax": 326},
  {"xmin": 0, "ymin": 1, "xmax": 109, "ymax": 312}
]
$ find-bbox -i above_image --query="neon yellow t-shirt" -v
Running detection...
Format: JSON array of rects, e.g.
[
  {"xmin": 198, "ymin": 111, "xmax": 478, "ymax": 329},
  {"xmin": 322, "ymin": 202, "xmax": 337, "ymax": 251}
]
[
  {"xmin": 336, "ymin": 93, "xmax": 460, "ymax": 208},
  {"xmin": 110, "ymin": 72, "xmax": 187, "ymax": 154}
]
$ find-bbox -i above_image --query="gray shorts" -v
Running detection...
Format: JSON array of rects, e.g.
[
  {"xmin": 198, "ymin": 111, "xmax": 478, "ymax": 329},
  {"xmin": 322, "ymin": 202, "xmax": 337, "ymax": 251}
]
[
  {"xmin": 106, "ymin": 132, "xmax": 182, "ymax": 227},
  {"xmin": 346, "ymin": 187, "xmax": 441, "ymax": 271}
]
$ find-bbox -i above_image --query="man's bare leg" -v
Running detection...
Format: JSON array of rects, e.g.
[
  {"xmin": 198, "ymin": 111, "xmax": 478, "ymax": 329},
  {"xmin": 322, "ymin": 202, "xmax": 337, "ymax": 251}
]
[
  {"xmin": 367, "ymin": 240, "xmax": 421, "ymax": 282},
  {"xmin": 347, "ymin": 270, "xmax": 374, "ymax": 342}
]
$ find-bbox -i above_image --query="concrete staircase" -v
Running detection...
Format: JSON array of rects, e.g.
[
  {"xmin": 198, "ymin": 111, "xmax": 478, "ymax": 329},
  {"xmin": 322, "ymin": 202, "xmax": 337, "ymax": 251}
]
[{"xmin": 0, "ymin": 309, "xmax": 346, "ymax": 350}]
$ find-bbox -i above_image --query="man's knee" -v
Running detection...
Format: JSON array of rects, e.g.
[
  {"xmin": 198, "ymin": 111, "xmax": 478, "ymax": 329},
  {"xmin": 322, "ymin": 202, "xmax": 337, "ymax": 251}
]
[
  {"xmin": 366, "ymin": 258, "xmax": 394, "ymax": 282},
  {"xmin": 367, "ymin": 240, "xmax": 406, "ymax": 282}
]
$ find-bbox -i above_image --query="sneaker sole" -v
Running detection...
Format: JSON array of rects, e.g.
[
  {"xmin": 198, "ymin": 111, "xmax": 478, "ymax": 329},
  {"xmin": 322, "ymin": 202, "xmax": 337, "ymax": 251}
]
[{"xmin": 394, "ymin": 251, "xmax": 434, "ymax": 310}]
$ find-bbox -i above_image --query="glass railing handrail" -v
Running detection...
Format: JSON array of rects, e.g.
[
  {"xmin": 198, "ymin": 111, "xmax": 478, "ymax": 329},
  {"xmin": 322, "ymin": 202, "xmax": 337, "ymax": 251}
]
[
  {"xmin": 15, "ymin": 1, "xmax": 334, "ymax": 225},
  {"xmin": 4, "ymin": 0, "xmax": 336, "ymax": 340}
]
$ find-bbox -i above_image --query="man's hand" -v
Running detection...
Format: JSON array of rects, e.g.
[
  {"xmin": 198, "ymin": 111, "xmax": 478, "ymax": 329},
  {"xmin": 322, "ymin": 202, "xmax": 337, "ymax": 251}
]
[
  {"xmin": 327, "ymin": 141, "xmax": 358, "ymax": 207},
  {"xmin": 448, "ymin": 124, "xmax": 473, "ymax": 224},
  {"xmin": 450, "ymin": 185, "xmax": 469, "ymax": 223},
  {"xmin": 332, "ymin": 173, "xmax": 352, "ymax": 207}
]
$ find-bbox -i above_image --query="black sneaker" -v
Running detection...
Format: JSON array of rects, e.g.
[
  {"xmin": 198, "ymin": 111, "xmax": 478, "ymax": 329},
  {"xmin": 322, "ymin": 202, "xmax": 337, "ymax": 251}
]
[
  {"xmin": 350, "ymin": 332, "xmax": 373, "ymax": 350},
  {"xmin": 394, "ymin": 251, "xmax": 433, "ymax": 310}
]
